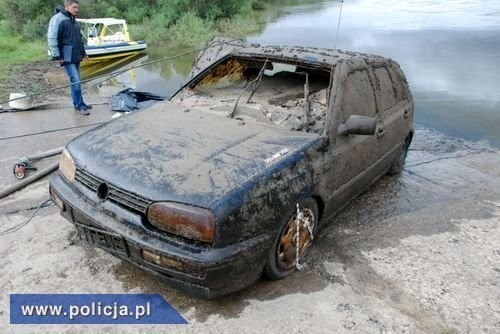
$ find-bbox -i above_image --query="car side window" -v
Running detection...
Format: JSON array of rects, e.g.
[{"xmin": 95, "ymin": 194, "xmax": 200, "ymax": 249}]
[
  {"xmin": 342, "ymin": 70, "xmax": 376, "ymax": 119},
  {"xmin": 373, "ymin": 67, "xmax": 397, "ymax": 111},
  {"xmin": 387, "ymin": 66, "xmax": 406, "ymax": 103}
]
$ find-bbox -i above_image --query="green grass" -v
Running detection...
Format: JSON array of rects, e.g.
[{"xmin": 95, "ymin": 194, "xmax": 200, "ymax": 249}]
[
  {"xmin": 129, "ymin": 1, "xmax": 283, "ymax": 49},
  {"xmin": 0, "ymin": 21, "xmax": 45, "ymax": 82}
]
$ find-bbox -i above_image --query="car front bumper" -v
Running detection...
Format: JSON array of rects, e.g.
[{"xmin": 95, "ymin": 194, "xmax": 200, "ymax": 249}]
[{"xmin": 49, "ymin": 173, "xmax": 273, "ymax": 298}]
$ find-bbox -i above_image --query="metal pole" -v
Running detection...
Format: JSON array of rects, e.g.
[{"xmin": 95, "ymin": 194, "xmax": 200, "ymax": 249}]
[{"xmin": 26, "ymin": 147, "xmax": 64, "ymax": 161}]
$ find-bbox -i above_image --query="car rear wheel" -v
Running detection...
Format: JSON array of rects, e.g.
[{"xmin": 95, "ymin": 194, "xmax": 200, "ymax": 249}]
[
  {"xmin": 388, "ymin": 141, "xmax": 409, "ymax": 175},
  {"xmin": 264, "ymin": 197, "xmax": 318, "ymax": 280}
]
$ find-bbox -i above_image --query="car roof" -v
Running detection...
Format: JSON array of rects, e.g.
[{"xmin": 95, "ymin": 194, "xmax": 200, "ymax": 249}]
[
  {"xmin": 233, "ymin": 45, "xmax": 388, "ymax": 69},
  {"xmin": 188, "ymin": 38, "xmax": 394, "ymax": 80}
]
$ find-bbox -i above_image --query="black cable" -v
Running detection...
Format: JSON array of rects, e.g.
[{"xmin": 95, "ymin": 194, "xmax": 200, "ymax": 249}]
[
  {"xmin": 0, "ymin": 39, "xmax": 242, "ymax": 106},
  {"xmin": 0, "ymin": 199, "xmax": 54, "ymax": 236},
  {"xmin": 0, "ymin": 121, "xmax": 105, "ymax": 141},
  {"xmin": 0, "ymin": 200, "xmax": 54, "ymax": 215}
]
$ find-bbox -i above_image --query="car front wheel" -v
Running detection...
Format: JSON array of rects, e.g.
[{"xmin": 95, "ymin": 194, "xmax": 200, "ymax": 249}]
[{"xmin": 264, "ymin": 197, "xmax": 319, "ymax": 280}]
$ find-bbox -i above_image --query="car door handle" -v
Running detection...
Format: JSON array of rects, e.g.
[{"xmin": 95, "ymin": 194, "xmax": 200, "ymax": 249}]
[{"xmin": 376, "ymin": 127, "xmax": 385, "ymax": 138}]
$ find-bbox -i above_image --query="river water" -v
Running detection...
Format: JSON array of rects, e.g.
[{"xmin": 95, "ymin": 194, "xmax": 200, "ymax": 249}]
[{"xmin": 92, "ymin": 0, "xmax": 500, "ymax": 147}]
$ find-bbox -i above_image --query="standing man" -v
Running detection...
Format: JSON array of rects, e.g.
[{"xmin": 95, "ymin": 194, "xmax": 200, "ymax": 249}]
[{"xmin": 47, "ymin": 0, "xmax": 92, "ymax": 115}]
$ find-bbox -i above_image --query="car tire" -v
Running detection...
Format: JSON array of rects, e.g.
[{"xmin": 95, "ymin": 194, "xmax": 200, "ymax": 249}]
[
  {"xmin": 388, "ymin": 142, "xmax": 408, "ymax": 175},
  {"xmin": 264, "ymin": 197, "xmax": 319, "ymax": 280}
]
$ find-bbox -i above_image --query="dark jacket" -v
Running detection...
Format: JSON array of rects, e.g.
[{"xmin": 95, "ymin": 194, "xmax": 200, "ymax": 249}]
[{"xmin": 47, "ymin": 10, "xmax": 86, "ymax": 64}]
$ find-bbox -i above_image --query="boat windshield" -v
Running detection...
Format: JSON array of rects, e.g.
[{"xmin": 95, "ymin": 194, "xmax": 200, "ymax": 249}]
[{"xmin": 79, "ymin": 21, "xmax": 127, "ymax": 45}]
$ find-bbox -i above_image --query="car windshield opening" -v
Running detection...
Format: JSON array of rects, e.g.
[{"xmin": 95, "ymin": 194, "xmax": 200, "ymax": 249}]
[{"xmin": 173, "ymin": 57, "xmax": 332, "ymax": 133}]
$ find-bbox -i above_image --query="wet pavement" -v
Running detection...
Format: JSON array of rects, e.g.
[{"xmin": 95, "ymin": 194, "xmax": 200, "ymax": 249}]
[
  {"xmin": 0, "ymin": 96, "xmax": 109, "ymax": 190},
  {"xmin": 0, "ymin": 101, "xmax": 499, "ymax": 333}
]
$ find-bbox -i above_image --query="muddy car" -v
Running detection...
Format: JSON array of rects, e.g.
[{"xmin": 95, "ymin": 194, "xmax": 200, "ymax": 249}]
[{"xmin": 49, "ymin": 38, "xmax": 414, "ymax": 298}]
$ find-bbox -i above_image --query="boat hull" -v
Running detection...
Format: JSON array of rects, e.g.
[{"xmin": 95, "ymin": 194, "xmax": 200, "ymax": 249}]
[
  {"xmin": 84, "ymin": 41, "xmax": 147, "ymax": 62},
  {"xmin": 81, "ymin": 53, "xmax": 148, "ymax": 78}
]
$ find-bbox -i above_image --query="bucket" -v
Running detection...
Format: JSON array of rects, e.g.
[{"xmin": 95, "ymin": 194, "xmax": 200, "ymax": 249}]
[{"xmin": 9, "ymin": 92, "xmax": 32, "ymax": 110}]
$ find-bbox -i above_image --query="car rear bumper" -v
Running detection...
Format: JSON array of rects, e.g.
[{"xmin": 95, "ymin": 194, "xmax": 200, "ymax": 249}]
[{"xmin": 49, "ymin": 173, "xmax": 273, "ymax": 298}]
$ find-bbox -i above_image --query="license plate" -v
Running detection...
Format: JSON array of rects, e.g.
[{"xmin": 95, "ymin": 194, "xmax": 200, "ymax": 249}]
[{"xmin": 75, "ymin": 222, "xmax": 128, "ymax": 256}]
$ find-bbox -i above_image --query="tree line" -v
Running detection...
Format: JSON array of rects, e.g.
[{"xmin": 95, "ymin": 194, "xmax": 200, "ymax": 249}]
[{"xmin": 0, "ymin": 0, "xmax": 276, "ymax": 40}]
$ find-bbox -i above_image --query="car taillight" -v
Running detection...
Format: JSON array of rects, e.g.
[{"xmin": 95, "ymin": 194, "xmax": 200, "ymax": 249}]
[{"xmin": 147, "ymin": 202, "xmax": 216, "ymax": 243}]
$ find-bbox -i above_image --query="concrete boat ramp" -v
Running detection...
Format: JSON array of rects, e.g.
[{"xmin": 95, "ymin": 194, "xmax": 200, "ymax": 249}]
[{"xmin": 0, "ymin": 100, "xmax": 499, "ymax": 333}]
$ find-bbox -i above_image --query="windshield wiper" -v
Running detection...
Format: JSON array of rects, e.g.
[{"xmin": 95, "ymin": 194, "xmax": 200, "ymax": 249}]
[
  {"xmin": 304, "ymin": 72, "xmax": 310, "ymax": 123},
  {"xmin": 230, "ymin": 59, "xmax": 269, "ymax": 119}
]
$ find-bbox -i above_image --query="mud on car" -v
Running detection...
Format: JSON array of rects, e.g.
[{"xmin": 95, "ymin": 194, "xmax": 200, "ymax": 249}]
[{"xmin": 49, "ymin": 38, "xmax": 414, "ymax": 298}]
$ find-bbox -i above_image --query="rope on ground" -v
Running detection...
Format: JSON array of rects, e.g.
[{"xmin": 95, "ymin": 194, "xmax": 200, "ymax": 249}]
[
  {"xmin": 0, "ymin": 198, "xmax": 54, "ymax": 236},
  {"xmin": 0, "ymin": 39, "xmax": 242, "ymax": 106}
]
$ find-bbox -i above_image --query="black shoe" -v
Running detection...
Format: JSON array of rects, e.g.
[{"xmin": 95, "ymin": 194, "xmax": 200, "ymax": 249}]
[
  {"xmin": 74, "ymin": 107, "xmax": 90, "ymax": 115},
  {"xmin": 83, "ymin": 104, "xmax": 93, "ymax": 110}
]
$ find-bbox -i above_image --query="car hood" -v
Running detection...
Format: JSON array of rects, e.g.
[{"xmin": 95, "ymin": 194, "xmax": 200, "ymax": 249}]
[{"xmin": 68, "ymin": 101, "xmax": 319, "ymax": 208}]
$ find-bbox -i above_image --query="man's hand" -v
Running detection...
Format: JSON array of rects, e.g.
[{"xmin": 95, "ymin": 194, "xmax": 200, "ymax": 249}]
[
  {"xmin": 52, "ymin": 57, "xmax": 63, "ymax": 66},
  {"xmin": 83, "ymin": 56, "xmax": 90, "ymax": 63}
]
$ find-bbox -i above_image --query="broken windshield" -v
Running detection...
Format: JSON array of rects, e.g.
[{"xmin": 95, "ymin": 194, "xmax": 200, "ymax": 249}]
[{"xmin": 173, "ymin": 57, "xmax": 332, "ymax": 133}]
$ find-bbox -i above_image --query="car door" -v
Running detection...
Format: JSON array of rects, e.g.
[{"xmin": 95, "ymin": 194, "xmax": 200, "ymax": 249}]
[
  {"xmin": 316, "ymin": 61, "xmax": 381, "ymax": 219},
  {"xmin": 370, "ymin": 61, "xmax": 413, "ymax": 170}
]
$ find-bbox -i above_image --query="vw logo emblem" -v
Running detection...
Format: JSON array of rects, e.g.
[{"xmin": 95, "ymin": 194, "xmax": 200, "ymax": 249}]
[{"xmin": 97, "ymin": 182, "xmax": 109, "ymax": 200}]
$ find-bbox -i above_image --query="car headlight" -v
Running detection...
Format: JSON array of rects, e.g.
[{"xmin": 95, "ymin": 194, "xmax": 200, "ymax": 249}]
[
  {"xmin": 59, "ymin": 148, "xmax": 76, "ymax": 182},
  {"xmin": 147, "ymin": 202, "xmax": 216, "ymax": 243}
]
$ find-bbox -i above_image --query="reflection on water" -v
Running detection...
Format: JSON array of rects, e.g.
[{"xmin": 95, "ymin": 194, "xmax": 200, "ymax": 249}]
[
  {"xmin": 82, "ymin": 54, "xmax": 147, "ymax": 79},
  {"xmin": 98, "ymin": 0, "xmax": 500, "ymax": 146},
  {"xmin": 88, "ymin": 46, "xmax": 196, "ymax": 98},
  {"xmin": 86, "ymin": 54, "xmax": 149, "ymax": 97},
  {"xmin": 332, "ymin": 0, "xmax": 500, "ymax": 31},
  {"xmin": 132, "ymin": 45, "xmax": 194, "ymax": 97}
]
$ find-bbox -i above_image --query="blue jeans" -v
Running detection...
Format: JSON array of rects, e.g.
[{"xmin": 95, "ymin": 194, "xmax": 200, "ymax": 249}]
[{"xmin": 63, "ymin": 63, "xmax": 86, "ymax": 109}]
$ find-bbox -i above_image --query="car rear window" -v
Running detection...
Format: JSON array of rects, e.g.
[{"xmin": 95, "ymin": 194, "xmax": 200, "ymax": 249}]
[
  {"xmin": 373, "ymin": 67, "xmax": 397, "ymax": 111},
  {"xmin": 387, "ymin": 66, "xmax": 407, "ymax": 103},
  {"xmin": 173, "ymin": 57, "xmax": 332, "ymax": 133}
]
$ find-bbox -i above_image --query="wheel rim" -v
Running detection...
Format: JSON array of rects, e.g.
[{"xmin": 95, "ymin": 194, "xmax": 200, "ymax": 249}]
[{"xmin": 276, "ymin": 206, "xmax": 316, "ymax": 270}]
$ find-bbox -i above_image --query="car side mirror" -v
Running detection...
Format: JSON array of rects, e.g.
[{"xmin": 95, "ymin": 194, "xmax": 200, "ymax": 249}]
[{"xmin": 338, "ymin": 115, "xmax": 377, "ymax": 136}]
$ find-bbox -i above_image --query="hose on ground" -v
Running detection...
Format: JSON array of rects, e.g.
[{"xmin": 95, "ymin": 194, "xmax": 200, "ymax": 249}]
[
  {"xmin": 0, "ymin": 198, "xmax": 54, "ymax": 236},
  {"xmin": 24, "ymin": 147, "xmax": 64, "ymax": 161}
]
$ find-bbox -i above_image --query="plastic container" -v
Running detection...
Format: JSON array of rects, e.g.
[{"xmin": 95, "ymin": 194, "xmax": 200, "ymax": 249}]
[{"xmin": 9, "ymin": 92, "xmax": 32, "ymax": 110}]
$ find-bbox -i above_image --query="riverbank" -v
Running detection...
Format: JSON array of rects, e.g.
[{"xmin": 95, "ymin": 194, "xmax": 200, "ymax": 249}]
[
  {"xmin": 0, "ymin": 21, "xmax": 47, "ymax": 101},
  {"xmin": 130, "ymin": 4, "xmax": 278, "ymax": 48},
  {"xmin": 0, "ymin": 0, "xmax": 286, "ymax": 100}
]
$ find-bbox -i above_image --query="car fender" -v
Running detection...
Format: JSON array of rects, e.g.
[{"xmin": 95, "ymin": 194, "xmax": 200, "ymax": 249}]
[{"xmin": 211, "ymin": 150, "xmax": 314, "ymax": 248}]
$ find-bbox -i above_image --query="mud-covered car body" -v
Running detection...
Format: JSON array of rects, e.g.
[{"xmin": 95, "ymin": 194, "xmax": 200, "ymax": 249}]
[{"xmin": 49, "ymin": 39, "xmax": 414, "ymax": 298}]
